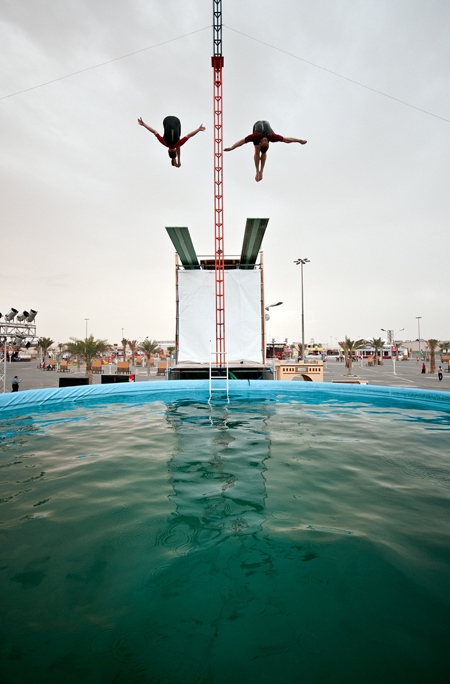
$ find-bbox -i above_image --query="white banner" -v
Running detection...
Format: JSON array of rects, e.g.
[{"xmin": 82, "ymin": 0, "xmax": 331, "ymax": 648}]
[{"xmin": 178, "ymin": 270, "xmax": 263, "ymax": 363}]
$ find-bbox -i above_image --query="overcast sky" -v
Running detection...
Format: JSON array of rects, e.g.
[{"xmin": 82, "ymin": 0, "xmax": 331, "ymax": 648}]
[{"xmin": 1, "ymin": 0, "xmax": 449, "ymax": 348}]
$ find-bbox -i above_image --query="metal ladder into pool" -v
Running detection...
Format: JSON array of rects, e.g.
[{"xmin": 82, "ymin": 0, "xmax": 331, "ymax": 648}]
[{"xmin": 209, "ymin": 348, "xmax": 229, "ymax": 403}]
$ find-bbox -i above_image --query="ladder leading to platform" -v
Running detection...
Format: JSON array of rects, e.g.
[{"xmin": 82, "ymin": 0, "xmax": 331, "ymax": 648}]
[{"xmin": 209, "ymin": 344, "xmax": 229, "ymax": 402}]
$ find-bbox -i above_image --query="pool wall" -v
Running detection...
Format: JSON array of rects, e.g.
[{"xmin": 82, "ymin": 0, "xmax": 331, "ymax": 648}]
[{"xmin": 1, "ymin": 380, "xmax": 450, "ymax": 413}]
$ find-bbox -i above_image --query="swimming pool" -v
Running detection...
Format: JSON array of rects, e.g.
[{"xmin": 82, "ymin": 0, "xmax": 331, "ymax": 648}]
[{"xmin": 1, "ymin": 381, "xmax": 450, "ymax": 683}]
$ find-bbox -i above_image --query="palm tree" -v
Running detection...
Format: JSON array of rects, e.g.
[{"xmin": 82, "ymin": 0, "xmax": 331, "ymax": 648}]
[
  {"xmin": 65, "ymin": 336, "xmax": 110, "ymax": 383},
  {"xmin": 139, "ymin": 339, "xmax": 161, "ymax": 376},
  {"xmin": 338, "ymin": 340, "xmax": 348, "ymax": 368},
  {"xmin": 121, "ymin": 338, "xmax": 128, "ymax": 363},
  {"xmin": 167, "ymin": 345, "xmax": 176, "ymax": 359},
  {"xmin": 426, "ymin": 339, "xmax": 440, "ymax": 374},
  {"xmin": 64, "ymin": 339, "xmax": 84, "ymax": 371},
  {"xmin": 367, "ymin": 337, "xmax": 384, "ymax": 366},
  {"xmin": 291, "ymin": 342, "xmax": 303, "ymax": 361},
  {"xmin": 128, "ymin": 339, "xmax": 138, "ymax": 366},
  {"xmin": 38, "ymin": 337, "xmax": 54, "ymax": 368},
  {"xmin": 339, "ymin": 337, "xmax": 366, "ymax": 376},
  {"xmin": 439, "ymin": 341, "xmax": 450, "ymax": 361}
]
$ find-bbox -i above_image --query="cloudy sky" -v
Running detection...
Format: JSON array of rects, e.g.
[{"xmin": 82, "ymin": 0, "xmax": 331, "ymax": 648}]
[{"xmin": 1, "ymin": 0, "xmax": 449, "ymax": 348}]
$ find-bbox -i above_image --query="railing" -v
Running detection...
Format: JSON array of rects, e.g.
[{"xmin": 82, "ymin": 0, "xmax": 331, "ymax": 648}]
[{"xmin": 209, "ymin": 343, "xmax": 229, "ymax": 402}]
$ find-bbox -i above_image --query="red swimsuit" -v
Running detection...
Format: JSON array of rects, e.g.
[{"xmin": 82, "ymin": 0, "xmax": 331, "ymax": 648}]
[
  {"xmin": 156, "ymin": 133, "xmax": 188, "ymax": 149},
  {"xmin": 244, "ymin": 132, "xmax": 284, "ymax": 145}
]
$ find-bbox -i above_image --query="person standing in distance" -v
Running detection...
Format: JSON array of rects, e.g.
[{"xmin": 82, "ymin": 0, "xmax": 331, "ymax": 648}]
[{"xmin": 11, "ymin": 376, "xmax": 20, "ymax": 392}]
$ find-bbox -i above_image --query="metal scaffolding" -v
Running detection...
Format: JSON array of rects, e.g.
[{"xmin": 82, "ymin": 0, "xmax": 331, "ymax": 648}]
[{"xmin": 1, "ymin": 322, "xmax": 37, "ymax": 393}]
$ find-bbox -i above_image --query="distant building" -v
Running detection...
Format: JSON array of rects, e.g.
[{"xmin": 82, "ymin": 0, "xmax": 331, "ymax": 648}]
[{"xmin": 401, "ymin": 340, "xmax": 428, "ymax": 353}]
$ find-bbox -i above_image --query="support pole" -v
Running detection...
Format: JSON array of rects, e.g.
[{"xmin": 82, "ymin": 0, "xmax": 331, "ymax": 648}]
[{"xmin": 212, "ymin": 0, "xmax": 225, "ymax": 367}]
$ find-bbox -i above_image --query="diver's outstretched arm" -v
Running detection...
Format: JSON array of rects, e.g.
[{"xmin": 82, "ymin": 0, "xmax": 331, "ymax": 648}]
[
  {"xmin": 185, "ymin": 124, "xmax": 206, "ymax": 140},
  {"xmin": 282, "ymin": 137, "xmax": 307, "ymax": 144},
  {"xmin": 137, "ymin": 118, "xmax": 159, "ymax": 136},
  {"xmin": 224, "ymin": 138, "xmax": 246, "ymax": 152}
]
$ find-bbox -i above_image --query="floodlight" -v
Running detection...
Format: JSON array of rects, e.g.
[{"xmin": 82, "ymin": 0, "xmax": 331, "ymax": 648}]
[
  {"xmin": 5, "ymin": 308, "xmax": 18, "ymax": 321},
  {"xmin": 17, "ymin": 311, "xmax": 30, "ymax": 322},
  {"xmin": 26, "ymin": 309, "xmax": 38, "ymax": 323}
]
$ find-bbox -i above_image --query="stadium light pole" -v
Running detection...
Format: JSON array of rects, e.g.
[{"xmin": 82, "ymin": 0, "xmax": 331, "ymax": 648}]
[{"xmin": 294, "ymin": 259, "xmax": 310, "ymax": 361}]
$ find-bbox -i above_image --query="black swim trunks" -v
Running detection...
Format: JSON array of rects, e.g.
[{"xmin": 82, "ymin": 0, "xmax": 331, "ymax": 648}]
[
  {"xmin": 252, "ymin": 120, "xmax": 274, "ymax": 136},
  {"xmin": 163, "ymin": 116, "xmax": 181, "ymax": 146}
]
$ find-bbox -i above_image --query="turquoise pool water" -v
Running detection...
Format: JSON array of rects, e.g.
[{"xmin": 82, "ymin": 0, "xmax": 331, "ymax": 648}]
[{"xmin": 1, "ymin": 385, "xmax": 450, "ymax": 683}]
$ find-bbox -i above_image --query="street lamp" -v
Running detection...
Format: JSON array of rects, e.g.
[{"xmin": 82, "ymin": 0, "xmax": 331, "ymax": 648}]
[
  {"xmin": 294, "ymin": 258, "xmax": 310, "ymax": 361},
  {"xmin": 381, "ymin": 327, "xmax": 404, "ymax": 375},
  {"xmin": 265, "ymin": 303, "xmax": 283, "ymax": 360},
  {"xmin": 84, "ymin": 318, "xmax": 89, "ymax": 339},
  {"xmin": 265, "ymin": 301, "xmax": 283, "ymax": 317},
  {"xmin": 416, "ymin": 316, "xmax": 422, "ymax": 360}
]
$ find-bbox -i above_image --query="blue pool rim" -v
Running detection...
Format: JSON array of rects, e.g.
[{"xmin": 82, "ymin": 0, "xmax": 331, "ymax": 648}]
[{"xmin": 1, "ymin": 380, "xmax": 449, "ymax": 413}]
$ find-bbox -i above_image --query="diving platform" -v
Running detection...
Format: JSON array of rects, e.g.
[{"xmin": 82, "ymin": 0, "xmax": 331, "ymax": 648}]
[
  {"xmin": 166, "ymin": 217, "xmax": 268, "ymax": 272},
  {"xmin": 169, "ymin": 360, "xmax": 273, "ymax": 381},
  {"xmin": 166, "ymin": 226, "xmax": 200, "ymax": 270},
  {"xmin": 166, "ymin": 218, "xmax": 270, "ymax": 373}
]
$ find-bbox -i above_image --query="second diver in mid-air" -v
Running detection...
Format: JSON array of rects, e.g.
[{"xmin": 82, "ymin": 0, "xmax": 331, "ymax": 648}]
[
  {"xmin": 137, "ymin": 115, "xmax": 205, "ymax": 167},
  {"xmin": 225, "ymin": 120, "xmax": 307, "ymax": 182}
]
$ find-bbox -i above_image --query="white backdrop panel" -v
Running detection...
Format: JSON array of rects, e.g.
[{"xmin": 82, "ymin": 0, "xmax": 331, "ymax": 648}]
[{"xmin": 178, "ymin": 270, "xmax": 263, "ymax": 363}]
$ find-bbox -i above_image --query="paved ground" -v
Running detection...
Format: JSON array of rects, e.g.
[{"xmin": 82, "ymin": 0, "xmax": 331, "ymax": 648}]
[
  {"xmin": 322, "ymin": 357, "xmax": 448, "ymax": 391},
  {"xmin": 3, "ymin": 357, "xmax": 448, "ymax": 393},
  {"xmin": 3, "ymin": 363, "xmax": 164, "ymax": 392}
]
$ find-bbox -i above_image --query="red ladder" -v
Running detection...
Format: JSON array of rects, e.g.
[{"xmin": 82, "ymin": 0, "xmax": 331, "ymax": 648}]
[{"xmin": 212, "ymin": 0, "xmax": 225, "ymax": 367}]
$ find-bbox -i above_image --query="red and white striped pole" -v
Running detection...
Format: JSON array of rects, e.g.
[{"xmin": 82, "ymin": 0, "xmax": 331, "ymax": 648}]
[{"xmin": 212, "ymin": 0, "xmax": 225, "ymax": 367}]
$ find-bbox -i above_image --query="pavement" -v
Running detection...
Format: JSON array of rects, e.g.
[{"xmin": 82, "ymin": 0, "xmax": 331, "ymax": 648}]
[
  {"xmin": 2, "ymin": 357, "xmax": 448, "ymax": 393},
  {"xmin": 322, "ymin": 357, "xmax": 448, "ymax": 391},
  {"xmin": 3, "ymin": 362, "xmax": 165, "ymax": 393}
]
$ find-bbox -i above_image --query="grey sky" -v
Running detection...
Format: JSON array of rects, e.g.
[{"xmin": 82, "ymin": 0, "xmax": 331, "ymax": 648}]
[{"xmin": 1, "ymin": 0, "xmax": 449, "ymax": 347}]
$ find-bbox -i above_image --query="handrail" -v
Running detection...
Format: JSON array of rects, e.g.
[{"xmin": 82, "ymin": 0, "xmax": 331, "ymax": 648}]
[{"xmin": 209, "ymin": 342, "xmax": 229, "ymax": 402}]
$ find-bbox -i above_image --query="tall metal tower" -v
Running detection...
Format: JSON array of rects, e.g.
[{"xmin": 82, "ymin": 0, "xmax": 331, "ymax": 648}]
[
  {"xmin": 212, "ymin": 0, "xmax": 225, "ymax": 367},
  {"xmin": 0, "ymin": 309, "xmax": 37, "ymax": 393}
]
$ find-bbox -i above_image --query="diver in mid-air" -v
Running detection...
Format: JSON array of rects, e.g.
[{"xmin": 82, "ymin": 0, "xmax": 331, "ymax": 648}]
[
  {"xmin": 137, "ymin": 115, "xmax": 205, "ymax": 167},
  {"xmin": 225, "ymin": 120, "xmax": 307, "ymax": 182}
]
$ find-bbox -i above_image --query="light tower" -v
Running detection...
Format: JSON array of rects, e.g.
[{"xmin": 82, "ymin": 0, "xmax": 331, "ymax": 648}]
[
  {"xmin": 212, "ymin": 0, "xmax": 225, "ymax": 367},
  {"xmin": 0, "ymin": 309, "xmax": 38, "ymax": 393}
]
